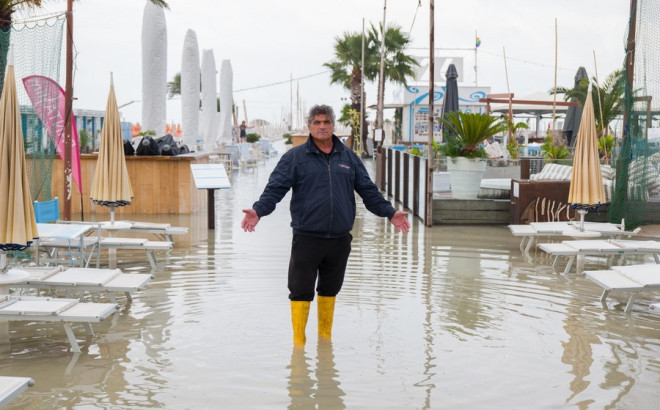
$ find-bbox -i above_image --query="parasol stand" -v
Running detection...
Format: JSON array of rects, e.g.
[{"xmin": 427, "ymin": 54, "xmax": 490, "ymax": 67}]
[
  {"xmin": 101, "ymin": 204, "xmax": 131, "ymax": 269},
  {"xmin": 577, "ymin": 208, "xmax": 588, "ymax": 231}
]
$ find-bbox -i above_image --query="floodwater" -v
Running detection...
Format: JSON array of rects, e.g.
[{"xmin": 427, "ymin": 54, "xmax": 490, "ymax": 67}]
[{"xmin": 2, "ymin": 151, "xmax": 660, "ymax": 409}]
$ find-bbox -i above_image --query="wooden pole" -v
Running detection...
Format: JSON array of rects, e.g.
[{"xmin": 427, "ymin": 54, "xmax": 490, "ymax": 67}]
[
  {"xmin": 63, "ymin": 0, "xmax": 73, "ymax": 220},
  {"xmin": 623, "ymin": 0, "xmax": 637, "ymax": 136},
  {"xmin": 242, "ymin": 99, "xmax": 248, "ymax": 124},
  {"xmin": 359, "ymin": 18, "xmax": 365, "ymax": 156},
  {"xmin": 503, "ymin": 47, "xmax": 512, "ymax": 146},
  {"xmin": 593, "ymin": 50, "xmax": 604, "ymax": 134},
  {"xmin": 552, "ymin": 18, "xmax": 558, "ymax": 136},
  {"xmin": 425, "ymin": 0, "xmax": 434, "ymax": 227},
  {"xmin": 375, "ymin": 0, "xmax": 387, "ymax": 153}
]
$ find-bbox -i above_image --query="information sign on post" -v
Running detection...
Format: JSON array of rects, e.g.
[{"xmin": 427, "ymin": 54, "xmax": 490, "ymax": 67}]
[{"xmin": 191, "ymin": 164, "xmax": 232, "ymax": 229}]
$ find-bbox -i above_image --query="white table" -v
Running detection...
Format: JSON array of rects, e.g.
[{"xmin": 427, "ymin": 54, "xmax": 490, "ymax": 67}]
[{"xmin": 36, "ymin": 223, "xmax": 95, "ymax": 267}]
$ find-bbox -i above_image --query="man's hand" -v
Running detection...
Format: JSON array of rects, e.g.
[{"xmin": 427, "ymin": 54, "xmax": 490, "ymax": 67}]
[
  {"xmin": 241, "ymin": 209, "xmax": 260, "ymax": 232},
  {"xmin": 390, "ymin": 211, "xmax": 410, "ymax": 233}
]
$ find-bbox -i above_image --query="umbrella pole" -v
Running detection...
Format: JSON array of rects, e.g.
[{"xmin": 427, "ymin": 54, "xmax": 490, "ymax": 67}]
[
  {"xmin": 110, "ymin": 206, "xmax": 116, "ymax": 226},
  {"xmin": 578, "ymin": 209, "xmax": 587, "ymax": 231},
  {"xmin": 0, "ymin": 252, "xmax": 5, "ymax": 272}
]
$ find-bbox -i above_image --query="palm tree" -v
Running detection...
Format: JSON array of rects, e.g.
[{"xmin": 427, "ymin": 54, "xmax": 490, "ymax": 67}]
[
  {"xmin": 553, "ymin": 69, "xmax": 625, "ymax": 136},
  {"xmin": 0, "ymin": 0, "xmax": 168, "ymax": 94},
  {"xmin": 167, "ymin": 72, "xmax": 181, "ymax": 98},
  {"xmin": 324, "ymin": 23, "xmax": 417, "ymax": 154}
]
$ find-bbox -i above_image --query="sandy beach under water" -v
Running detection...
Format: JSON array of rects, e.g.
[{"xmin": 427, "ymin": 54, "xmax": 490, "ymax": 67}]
[{"xmin": 2, "ymin": 152, "xmax": 660, "ymax": 409}]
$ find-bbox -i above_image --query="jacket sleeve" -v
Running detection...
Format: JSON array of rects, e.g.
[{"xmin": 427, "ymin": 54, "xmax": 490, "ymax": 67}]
[
  {"xmin": 252, "ymin": 153, "xmax": 294, "ymax": 218},
  {"xmin": 352, "ymin": 154, "xmax": 396, "ymax": 219}
]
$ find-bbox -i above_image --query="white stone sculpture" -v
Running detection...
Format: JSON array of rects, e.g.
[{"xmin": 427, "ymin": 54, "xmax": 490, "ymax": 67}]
[
  {"xmin": 181, "ymin": 29, "xmax": 200, "ymax": 148},
  {"xmin": 141, "ymin": 1, "xmax": 167, "ymax": 135},
  {"xmin": 200, "ymin": 49, "xmax": 218, "ymax": 152},
  {"xmin": 217, "ymin": 59, "xmax": 234, "ymax": 147}
]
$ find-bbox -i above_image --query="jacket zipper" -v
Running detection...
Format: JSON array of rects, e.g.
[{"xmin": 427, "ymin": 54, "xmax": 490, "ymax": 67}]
[{"xmin": 327, "ymin": 152, "xmax": 334, "ymax": 237}]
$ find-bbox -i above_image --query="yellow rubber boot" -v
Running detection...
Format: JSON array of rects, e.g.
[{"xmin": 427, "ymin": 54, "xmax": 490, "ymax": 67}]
[
  {"xmin": 317, "ymin": 296, "xmax": 336, "ymax": 338},
  {"xmin": 291, "ymin": 301, "xmax": 311, "ymax": 346}
]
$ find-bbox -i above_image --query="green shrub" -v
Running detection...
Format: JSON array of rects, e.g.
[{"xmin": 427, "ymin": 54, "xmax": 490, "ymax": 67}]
[
  {"xmin": 283, "ymin": 133, "xmax": 293, "ymax": 145},
  {"xmin": 246, "ymin": 133, "xmax": 261, "ymax": 143},
  {"xmin": 136, "ymin": 130, "xmax": 156, "ymax": 137},
  {"xmin": 541, "ymin": 136, "xmax": 570, "ymax": 159}
]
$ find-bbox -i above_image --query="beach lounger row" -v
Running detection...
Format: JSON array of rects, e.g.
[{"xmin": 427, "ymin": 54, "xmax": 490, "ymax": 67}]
[
  {"xmin": 0, "ymin": 376, "xmax": 34, "ymax": 408},
  {"xmin": 508, "ymin": 221, "xmax": 638, "ymax": 253},
  {"xmin": 9, "ymin": 266, "xmax": 152, "ymax": 303},
  {"xmin": 99, "ymin": 238, "xmax": 172, "ymax": 269},
  {"xmin": 538, "ymin": 239, "xmax": 660, "ymax": 275},
  {"xmin": 36, "ymin": 226, "xmax": 172, "ymax": 270},
  {"xmin": 584, "ymin": 264, "xmax": 660, "ymax": 314},
  {"xmin": 0, "ymin": 295, "xmax": 118, "ymax": 353}
]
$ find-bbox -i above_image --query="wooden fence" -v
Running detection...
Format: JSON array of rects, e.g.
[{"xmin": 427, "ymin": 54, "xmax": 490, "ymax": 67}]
[{"xmin": 376, "ymin": 147, "xmax": 429, "ymax": 224}]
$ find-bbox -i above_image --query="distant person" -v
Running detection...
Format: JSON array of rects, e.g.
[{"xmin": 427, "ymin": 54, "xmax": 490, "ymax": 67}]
[
  {"xmin": 239, "ymin": 121, "xmax": 247, "ymax": 143},
  {"xmin": 241, "ymin": 104, "xmax": 410, "ymax": 346}
]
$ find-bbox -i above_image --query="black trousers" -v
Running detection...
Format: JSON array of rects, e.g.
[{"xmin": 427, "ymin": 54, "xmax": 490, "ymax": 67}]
[{"xmin": 288, "ymin": 234, "xmax": 352, "ymax": 301}]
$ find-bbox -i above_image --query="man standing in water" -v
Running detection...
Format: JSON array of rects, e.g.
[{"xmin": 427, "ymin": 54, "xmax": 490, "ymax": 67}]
[{"xmin": 241, "ymin": 104, "xmax": 410, "ymax": 346}]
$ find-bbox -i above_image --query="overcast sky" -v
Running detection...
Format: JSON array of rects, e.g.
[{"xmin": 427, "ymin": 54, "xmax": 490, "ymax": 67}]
[{"xmin": 19, "ymin": 0, "xmax": 631, "ymax": 128}]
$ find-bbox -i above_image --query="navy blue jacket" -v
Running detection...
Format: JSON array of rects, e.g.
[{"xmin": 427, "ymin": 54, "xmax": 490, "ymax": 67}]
[{"xmin": 252, "ymin": 135, "xmax": 396, "ymax": 238}]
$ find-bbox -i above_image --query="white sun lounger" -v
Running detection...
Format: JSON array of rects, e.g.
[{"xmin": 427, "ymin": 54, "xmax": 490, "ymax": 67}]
[
  {"xmin": 0, "ymin": 376, "xmax": 34, "ymax": 408},
  {"xmin": 99, "ymin": 238, "xmax": 172, "ymax": 269},
  {"xmin": 9, "ymin": 266, "xmax": 152, "ymax": 303},
  {"xmin": 109, "ymin": 221, "xmax": 189, "ymax": 243},
  {"xmin": 584, "ymin": 264, "xmax": 660, "ymax": 314},
  {"xmin": 0, "ymin": 295, "xmax": 118, "ymax": 353},
  {"xmin": 508, "ymin": 221, "xmax": 638, "ymax": 253},
  {"xmin": 538, "ymin": 239, "xmax": 660, "ymax": 275}
]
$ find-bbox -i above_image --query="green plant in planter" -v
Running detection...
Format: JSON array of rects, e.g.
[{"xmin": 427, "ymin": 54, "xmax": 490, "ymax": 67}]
[
  {"xmin": 409, "ymin": 147, "xmax": 424, "ymax": 156},
  {"xmin": 136, "ymin": 130, "xmax": 156, "ymax": 137},
  {"xmin": 283, "ymin": 133, "xmax": 293, "ymax": 145},
  {"xmin": 437, "ymin": 111, "xmax": 509, "ymax": 158},
  {"xmin": 79, "ymin": 129, "xmax": 89, "ymax": 153},
  {"xmin": 541, "ymin": 136, "xmax": 570, "ymax": 159},
  {"xmin": 506, "ymin": 137, "xmax": 519, "ymax": 159},
  {"xmin": 598, "ymin": 134, "xmax": 615, "ymax": 163},
  {"xmin": 246, "ymin": 133, "xmax": 261, "ymax": 143}
]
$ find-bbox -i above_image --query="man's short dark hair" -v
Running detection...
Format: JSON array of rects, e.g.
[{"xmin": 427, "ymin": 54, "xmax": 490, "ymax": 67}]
[{"xmin": 307, "ymin": 105, "xmax": 335, "ymax": 127}]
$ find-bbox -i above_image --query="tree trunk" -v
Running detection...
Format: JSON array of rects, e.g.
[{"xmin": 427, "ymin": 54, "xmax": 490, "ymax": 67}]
[{"xmin": 350, "ymin": 66, "xmax": 364, "ymax": 152}]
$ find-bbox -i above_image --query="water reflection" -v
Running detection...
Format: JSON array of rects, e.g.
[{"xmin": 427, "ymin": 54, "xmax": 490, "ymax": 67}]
[
  {"xmin": 2, "ymin": 151, "xmax": 660, "ymax": 409},
  {"xmin": 287, "ymin": 340, "xmax": 344, "ymax": 409}
]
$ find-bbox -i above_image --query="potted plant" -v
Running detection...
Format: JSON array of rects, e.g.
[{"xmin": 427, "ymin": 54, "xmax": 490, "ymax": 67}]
[{"xmin": 438, "ymin": 111, "xmax": 508, "ymax": 199}]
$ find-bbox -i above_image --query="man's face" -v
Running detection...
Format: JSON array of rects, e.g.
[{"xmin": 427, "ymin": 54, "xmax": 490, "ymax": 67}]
[{"xmin": 309, "ymin": 114, "xmax": 334, "ymax": 142}]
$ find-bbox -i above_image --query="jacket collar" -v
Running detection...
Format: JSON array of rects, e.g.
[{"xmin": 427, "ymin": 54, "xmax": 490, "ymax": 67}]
[{"xmin": 305, "ymin": 134, "xmax": 347, "ymax": 154}]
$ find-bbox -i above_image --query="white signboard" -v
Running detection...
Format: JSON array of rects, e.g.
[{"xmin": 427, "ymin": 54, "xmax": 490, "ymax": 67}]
[
  {"xmin": 191, "ymin": 164, "xmax": 231, "ymax": 189},
  {"xmin": 402, "ymin": 85, "xmax": 491, "ymax": 143}
]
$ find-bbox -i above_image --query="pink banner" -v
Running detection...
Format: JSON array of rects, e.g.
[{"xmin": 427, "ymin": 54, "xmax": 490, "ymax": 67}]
[{"xmin": 22, "ymin": 75, "xmax": 82, "ymax": 194}]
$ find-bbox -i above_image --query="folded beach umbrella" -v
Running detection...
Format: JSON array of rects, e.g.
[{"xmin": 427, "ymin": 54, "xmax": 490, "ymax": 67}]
[
  {"xmin": 440, "ymin": 64, "xmax": 459, "ymax": 139},
  {"xmin": 0, "ymin": 50, "xmax": 38, "ymax": 255},
  {"xmin": 562, "ymin": 67, "xmax": 588, "ymax": 147},
  {"xmin": 568, "ymin": 85, "xmax": 606, "ymax": 229},
  {"xmin": 90, "ymin": 74, "xmax": 134, "ymax": 225}
]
